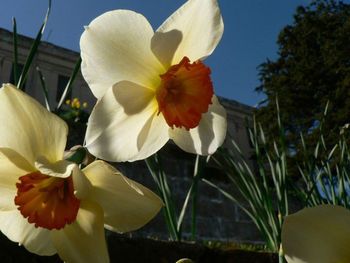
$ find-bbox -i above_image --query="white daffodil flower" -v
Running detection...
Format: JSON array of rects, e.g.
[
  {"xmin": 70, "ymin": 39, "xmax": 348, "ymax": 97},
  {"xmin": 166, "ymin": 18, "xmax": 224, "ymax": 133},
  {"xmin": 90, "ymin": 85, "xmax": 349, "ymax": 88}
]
[
  {"xmin": 0, "ymin": 84, "xmax": 163, "ymax": 263},
  {"xmin": 80, "ymin": 0, "xmax": 227, "ymax": 162},
  {"xmin": 281, "ymin": 205, "xmax": 350, "ymax": 263}
]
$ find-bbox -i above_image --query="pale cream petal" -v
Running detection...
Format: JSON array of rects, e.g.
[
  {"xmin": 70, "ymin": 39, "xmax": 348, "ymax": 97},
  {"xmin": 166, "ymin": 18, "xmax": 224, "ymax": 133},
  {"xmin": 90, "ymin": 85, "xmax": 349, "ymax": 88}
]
[
  {"xmin": 80, "ymin": 10, "xmax": 164, "ymax": 99},
  {"xmin": 51, "ymin": 201, "xmax": 109, "ymax": 263},
  {"xmin": 85, "ymin": 84, "xmax": 169, "ymax": 162},
  {"xmin": 72, "ymin": 166, "xmax": 92, "ymax": 200},
  {"xmin": 169, "ymin": 96, "xmax": 227, "ymax": 155},
  {"xmin": 0, "ymin": 84, "xmax": 68, "ymax": 164},
  {"xmin": 0, "ymin": 148, "xmax": 34, "ymax": 211},
  {"xmin": 151, "ymin": 29, "xmax": 183, "ymax": 69},
  {"xmin": 0, "ymin": 209, "xmax": 56, "ymax": 256},
  {"xmin": 83, "ymin": 161, "xmax": 163, "ymax": 233},
  {"xmin": 129, "ymin": 107, "xmax": 169, "ymax": 162},
  {"xmin": 282, "ymin": 205, "xmax": 350, "ymax": 263},
  {"xmin": 35, "ymin": 156, "xmax": 76, "ymax": 178},
  {"xmin": 155, "ymin": 0, "xmax": 223, "ymax": 66}
]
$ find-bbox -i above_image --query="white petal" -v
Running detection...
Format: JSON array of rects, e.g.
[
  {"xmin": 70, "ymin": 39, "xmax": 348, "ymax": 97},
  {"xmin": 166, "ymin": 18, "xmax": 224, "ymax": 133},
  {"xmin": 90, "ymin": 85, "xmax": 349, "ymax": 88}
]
[
  {"xmin": 80, "ymin": 10, "xmax": 164, "ymax": 99},
  {"xmin": 0, "ymin": 148, "xmax": 34, "ymax": 211},
  {"xmin": 169, "ymin": 96, "xmax": 227, "ymax": 155},
  {"xmin": 155, "ymin": 0, "xmax": 223, "ymax": 66},
  {"xmin": 0, "ymin": 84, "xmax": 68, "ymax": 165},
  {"xmin": 83, "ymin": 161, "xmax": 163, "ymax": 233},
  {"xmin": 85, "ymin": 84, "xmax": 169, "ymax": 162},
  {"xmin": 35, "ymin": 156, "xmax": 76, "ymax": 178},
  {"xmin": 51, "ymin": 201, "xmax": 109, "ymax": 263},
  {"xmin": 129, "ymin": 111, "xmax": 170, "ymax": 162},
  {"xmin": 0, "ymin": 209, "xmax": 56, "ymax": 256},
  {"xmin": 151, "ymin": 29, "xmax": 183, "ymax": 69},
  {"xmin": 282, "ymin": 205, "xmax": 350, "ymax": 263},
  {"xmin": 72, "ymin": 166, "xmax": 92, "ymax": 200}
]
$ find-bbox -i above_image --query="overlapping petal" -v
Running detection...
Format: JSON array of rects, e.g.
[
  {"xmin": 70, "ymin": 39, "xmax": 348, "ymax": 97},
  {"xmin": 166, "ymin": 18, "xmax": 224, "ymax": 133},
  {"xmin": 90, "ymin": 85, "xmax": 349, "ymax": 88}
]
[
  {"xmin": 51, "ymin": 201, "xmax": 109, "ymax": 263},
  {"xmin": 80, "ymin": 10, "xmax": 164, "ymax": 99},
  {"xmin": 0, "ymin": 84, "xmax": 68, "ymax": 164},
  {"xmin": 35, "ymin": 157, "xmax": 76, "ymax": 178},
  {"xmin": 169, "ymin": 96, "xmax": 227, "ymax": 155},
  {"xmin": 0, "ymin": 148, "xmax": 33, "ymax": 210},
  {"xmin": 282, "ymin": 205, "xmax": 350, "ymax": 263},
  {"xmin": 0, "ymin": 210, "xmax": 56, "ymax": 256},
  {"xmin": 156, "ymin": 0, "xmax": 224, "ymax": 66},
  {"xmin": 85, "ymin": 84, "xmax": 169, "ymax": 162},
  {"xmin": 83, "ymin": 161, "xmax": 163, "ymax": 233},
  {"xmin": 72, "ymin": 166, "xmax": 92, "ymax": 200}
]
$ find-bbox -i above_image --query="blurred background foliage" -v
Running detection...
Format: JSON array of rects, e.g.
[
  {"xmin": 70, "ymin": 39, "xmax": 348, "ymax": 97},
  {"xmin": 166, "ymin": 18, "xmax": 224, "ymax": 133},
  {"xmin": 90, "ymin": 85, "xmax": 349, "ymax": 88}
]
[{"xmin": 256, "ymin": 0, "xmax": 350, "ymax": 177}]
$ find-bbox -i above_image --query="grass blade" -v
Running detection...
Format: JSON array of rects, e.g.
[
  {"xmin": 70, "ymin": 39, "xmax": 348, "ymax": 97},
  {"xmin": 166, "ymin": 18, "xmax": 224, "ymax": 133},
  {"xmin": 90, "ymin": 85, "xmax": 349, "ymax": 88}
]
[
  {"xmin": 36, "ymin": 66, "xmax": 50, "ymax": 111},
  {"xmin": 17, "ymin": 0, "xmax": 52, "ymax": 90},
  {"xmin": 12, "ymin": 18, "xmax": 19, "ymax": 86},
  {"xmin": 56, "ymin": 56, "xmax": 82, "ymax": 110}
]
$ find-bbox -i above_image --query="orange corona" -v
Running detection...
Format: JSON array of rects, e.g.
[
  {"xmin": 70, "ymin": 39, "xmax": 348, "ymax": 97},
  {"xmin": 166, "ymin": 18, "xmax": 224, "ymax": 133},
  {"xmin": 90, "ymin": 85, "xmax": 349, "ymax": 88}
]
[
  {"xmin": 15, "ymin": 172, "xmax": 80, "ymax": 230},
  {"xmin": 156, "ymin": 56, "xmax": 214, "ymax": 130}
]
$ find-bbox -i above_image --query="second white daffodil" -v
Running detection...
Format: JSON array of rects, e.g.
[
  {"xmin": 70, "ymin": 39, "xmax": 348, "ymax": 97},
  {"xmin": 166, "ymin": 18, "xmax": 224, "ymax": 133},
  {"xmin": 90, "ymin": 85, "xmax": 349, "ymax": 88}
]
[
  {"xmin": 282, "ymin": 205, "xmax": 350, "ymax": 263},
  {"xmin": 0, "ymin": 84, "xmax": 162, "ymax": 263},
  {"xmin": 80, "ymin": 0, "xmax": 227, "ymax": 162}
]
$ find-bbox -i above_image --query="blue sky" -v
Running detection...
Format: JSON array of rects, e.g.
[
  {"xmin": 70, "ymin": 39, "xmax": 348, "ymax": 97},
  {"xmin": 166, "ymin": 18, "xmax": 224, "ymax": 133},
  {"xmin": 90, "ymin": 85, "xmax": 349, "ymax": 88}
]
[{"xmin": 1, "ymin": 0, "xmax": 311, "ymax": 106}]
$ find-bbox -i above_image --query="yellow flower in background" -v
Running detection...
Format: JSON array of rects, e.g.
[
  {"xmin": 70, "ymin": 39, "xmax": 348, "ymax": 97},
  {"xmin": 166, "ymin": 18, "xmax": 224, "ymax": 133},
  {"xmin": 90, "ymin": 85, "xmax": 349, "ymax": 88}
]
[
  {"xmin": 71, "ymin": 97, "xmax": 81, "ymax": 109},
  {"xmin": 281, "ymin": 205, "xmax": 350, "ymax": 263},
  {"xmin": 80, "ymin": 0, "xmax": 227, "ymax": 162},
  {"xmin": 0, "ymin": 84, "xmax": 162, "ymax": 262}
]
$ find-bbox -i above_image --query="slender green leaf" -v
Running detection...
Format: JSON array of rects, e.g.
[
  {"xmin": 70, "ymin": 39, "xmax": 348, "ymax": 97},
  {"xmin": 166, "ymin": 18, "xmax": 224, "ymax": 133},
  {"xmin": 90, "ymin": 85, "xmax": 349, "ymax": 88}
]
[
  {"xmin": 56, "ymin": 56, "xmax": 82, "ymax": 110},
  {"xmin": 36, "ymin": 66, "xmax": 50, "ymax": 111},
  {"xmin": 12, "ymin": 18, "xmax": 19, "ymax": 86},
  {"xmin": 17, "ymin": 0, "xmax": 51, "ymax": 90}
]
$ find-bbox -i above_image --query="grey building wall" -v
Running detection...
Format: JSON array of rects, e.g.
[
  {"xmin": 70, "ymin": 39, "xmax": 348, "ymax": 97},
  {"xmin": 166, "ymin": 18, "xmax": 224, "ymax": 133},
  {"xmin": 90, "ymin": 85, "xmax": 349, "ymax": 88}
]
[{"xmin": 0, "ymin": 28, "xmax": 96, "ymax": 111}]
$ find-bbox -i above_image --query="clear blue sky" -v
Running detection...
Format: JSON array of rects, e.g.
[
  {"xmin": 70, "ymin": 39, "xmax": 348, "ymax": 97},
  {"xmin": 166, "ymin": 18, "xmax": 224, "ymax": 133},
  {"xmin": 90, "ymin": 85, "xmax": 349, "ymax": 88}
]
[{"xmin": 1, "ymin": 0, "xmax": 311, "ymax": 106}]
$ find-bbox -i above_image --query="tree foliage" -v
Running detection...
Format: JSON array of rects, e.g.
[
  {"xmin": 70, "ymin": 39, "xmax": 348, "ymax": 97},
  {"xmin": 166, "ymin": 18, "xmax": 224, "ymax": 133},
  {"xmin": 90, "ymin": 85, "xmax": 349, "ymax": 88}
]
[{"xmin": 255, "ymin": 0, "xmax": 350, "ymax": 174}]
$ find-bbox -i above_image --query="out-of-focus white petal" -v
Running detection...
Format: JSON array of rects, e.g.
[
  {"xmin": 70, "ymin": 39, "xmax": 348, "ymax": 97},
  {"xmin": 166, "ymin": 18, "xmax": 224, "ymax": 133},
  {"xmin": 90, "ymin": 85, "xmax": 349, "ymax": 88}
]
[
  {"xmin": 169, "ymin": 96, "xmax": 227, "ymax": 155},
  {"xmin": 0, "ymin": 209, "xmax": 56, "ymax": 256},
  {"xmin": 155, "ymin": 0, "xmax": 223, "ymax": 66},
  {"xmin": 35, "ymin": 156, "xmax": 76, "ymax": 178},
  {"xmin": 282, "ymin": 205, "xmax": 350, "ymax": 263},
  {"xmin": 86, "ymin": 84, "xmax": 169, "ymax": 162},
  {"xmin": 0, "ymin": 148, "xmax": 34, "ymax": 211},
  {"xmin": 80, "ymin": 10, "xmax": 164, "ymax": 99},
  {"xmin": 83, "ymin": 161, "xmax": 163, "ymax": 233},
  {"xmin": 51, "ymin": 201, "xmax": 109, "ymax": 263},
  {"xmin": 0, "ymin": 84, "xmax": 68, "ymax": 164}
]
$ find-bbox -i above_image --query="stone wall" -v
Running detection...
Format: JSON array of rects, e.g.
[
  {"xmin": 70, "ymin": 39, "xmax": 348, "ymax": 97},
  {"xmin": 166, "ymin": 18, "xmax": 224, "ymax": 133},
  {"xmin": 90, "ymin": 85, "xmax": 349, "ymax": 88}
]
[{"xmin": 116, "ymin": 144, "xmax": 264, "ymax": 244}]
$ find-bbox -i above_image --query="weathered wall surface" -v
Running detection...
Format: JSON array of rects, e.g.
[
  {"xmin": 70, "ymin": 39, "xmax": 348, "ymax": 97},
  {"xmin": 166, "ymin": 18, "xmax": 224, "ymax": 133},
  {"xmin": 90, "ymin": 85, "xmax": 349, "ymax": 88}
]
[{"xmin": 116, "ymin": 144, "xmax": 264, "ymax": 243}]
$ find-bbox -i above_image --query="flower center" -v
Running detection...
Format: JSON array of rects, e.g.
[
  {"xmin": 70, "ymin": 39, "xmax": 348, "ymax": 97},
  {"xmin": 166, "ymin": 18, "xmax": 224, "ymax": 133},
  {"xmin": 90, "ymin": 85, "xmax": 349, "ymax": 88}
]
[
  {"xmin": 156, "ymin": 56, "xmax": 214, "ymax": 130},
  {"xmin": 14, "ymin": 172, "xmax": 80, "ymax": 230}
]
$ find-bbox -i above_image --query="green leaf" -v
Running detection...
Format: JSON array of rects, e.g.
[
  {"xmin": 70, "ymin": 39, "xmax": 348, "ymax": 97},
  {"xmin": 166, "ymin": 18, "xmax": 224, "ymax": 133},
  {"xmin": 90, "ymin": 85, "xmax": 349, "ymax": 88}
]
[
  {"xmin": 17, "ymin": 0, "xmax": 51, "ymax": 90},
  {"xmin": 36, "ymin": 66, "xmax": 50, "ymax": 111},
  {"xmin": 56, "ymin": 56, "xmax": 82, "ymax": 110},
  {"xmin": 12, "ymin": 18, "xmax": 19, "ymax": 86}
]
